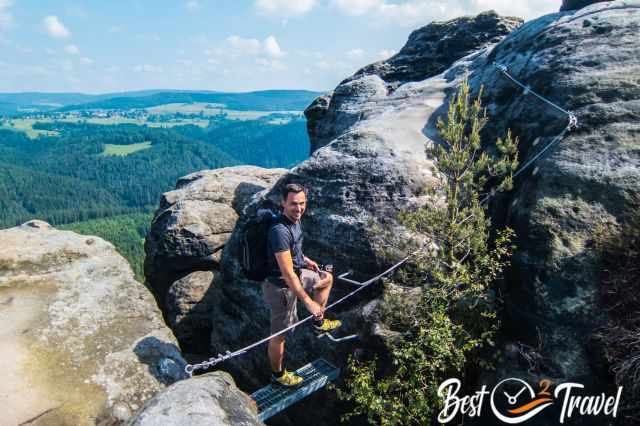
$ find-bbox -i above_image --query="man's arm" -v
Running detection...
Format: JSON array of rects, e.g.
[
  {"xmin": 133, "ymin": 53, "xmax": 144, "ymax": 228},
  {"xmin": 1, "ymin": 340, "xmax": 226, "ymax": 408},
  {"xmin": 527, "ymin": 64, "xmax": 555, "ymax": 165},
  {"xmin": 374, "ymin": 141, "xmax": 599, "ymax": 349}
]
[
  {"xmin": 275, "ymin": 251, "xmax": 323, "ymax": 318},
  {"xmin": 303, "ymin": 255, "xmax": 320, "ymax": 272}
]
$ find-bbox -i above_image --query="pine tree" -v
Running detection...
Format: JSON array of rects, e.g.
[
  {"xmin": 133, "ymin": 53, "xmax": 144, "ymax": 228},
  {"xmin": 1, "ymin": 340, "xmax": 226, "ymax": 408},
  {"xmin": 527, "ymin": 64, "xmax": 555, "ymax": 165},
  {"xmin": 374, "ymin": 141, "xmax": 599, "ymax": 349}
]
[{"xmin": 339, "ymin": 77, "xmax": 519, "ymax": 425}]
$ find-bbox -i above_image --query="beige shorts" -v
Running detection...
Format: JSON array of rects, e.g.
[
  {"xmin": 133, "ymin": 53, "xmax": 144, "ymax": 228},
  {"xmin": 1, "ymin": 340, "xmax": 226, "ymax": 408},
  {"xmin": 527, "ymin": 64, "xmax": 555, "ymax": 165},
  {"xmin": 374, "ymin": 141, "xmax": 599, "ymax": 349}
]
[{"xmin": 262, "ymin": 268, "xmax": 321, "ymax": 334}]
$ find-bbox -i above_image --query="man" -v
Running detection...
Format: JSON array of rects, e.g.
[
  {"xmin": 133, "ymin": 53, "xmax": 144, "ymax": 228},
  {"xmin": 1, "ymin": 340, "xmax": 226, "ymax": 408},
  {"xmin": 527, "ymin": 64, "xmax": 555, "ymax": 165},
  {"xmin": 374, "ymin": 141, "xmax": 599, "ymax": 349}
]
[{"xmin": 263, "ymin": 183, "xmax": 342, "ymax": 386}]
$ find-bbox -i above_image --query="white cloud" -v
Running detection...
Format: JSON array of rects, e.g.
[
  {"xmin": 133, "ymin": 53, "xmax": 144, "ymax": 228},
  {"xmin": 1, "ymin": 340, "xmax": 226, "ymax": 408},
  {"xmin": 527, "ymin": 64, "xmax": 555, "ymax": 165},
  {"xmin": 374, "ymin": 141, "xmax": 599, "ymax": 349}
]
[
  {"xmin": 331, "ymin": 0, "xmax": 559, "ymax": 26},
  {"xmin": 316, "ymin": 59, "xmax": 351, "ymax": 71},
  {"xmin": 378, "ymin": 49, "xmax": 396, "ymax": 59},
  {"xmin": 80, "ymin": 57, "xmax": 93, "ymax": 65},
  {"xmin": 255, "ymin": 0, "xmax": 316, "ymax": 17},
  {"xmin": 264, "ymin": 35, "xmax": 285, "ymax": 58},
  {"xmin": 330, "ymin": 0, "xmax": 382, "ymax": 16},
  {"xmin": 224, "ymin": 35, "xmax": 286, "ymax": 59},
  {"xmin": 0, "ymin": 0, "xmax": 14, "ymax": 31},
  {"xmin": 133, "ymin": 64, "xmax": 163, "ymax": 73},
  {"xmin": 186, "ymin": 1, "xmax": 200, "ymax": 12},
  {"xmin": 346, "ymin": 48, "xmax": 364, "ymax": 60},
  {"xmin": 64, "ymin": 44, "xmax": 79, "ymax": 55},
  {"xmin": 256, "ymin": 57, "xmax": 287, "ymax": 71},
  {"xmin": 43, "ymin": 16, "xmax": 71, "ymax": 38},
  {"xmin": 226, "ymin": 35, "xmax": 261, "ymax": 55}
]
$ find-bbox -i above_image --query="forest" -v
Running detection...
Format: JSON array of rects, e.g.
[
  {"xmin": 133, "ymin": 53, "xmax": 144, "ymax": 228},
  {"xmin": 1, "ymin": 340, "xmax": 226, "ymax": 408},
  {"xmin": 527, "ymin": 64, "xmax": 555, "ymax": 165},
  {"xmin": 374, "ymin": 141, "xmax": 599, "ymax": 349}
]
[{"xmin": 0, "ymin": 112, "xmax": 310, "ymax": 277}]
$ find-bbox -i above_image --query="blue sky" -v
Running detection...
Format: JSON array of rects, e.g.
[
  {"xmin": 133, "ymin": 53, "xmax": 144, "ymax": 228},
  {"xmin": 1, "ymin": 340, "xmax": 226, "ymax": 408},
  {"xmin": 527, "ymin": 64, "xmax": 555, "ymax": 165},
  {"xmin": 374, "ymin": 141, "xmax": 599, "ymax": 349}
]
[{"xmin": 0, "ymin": 0, "xmax": 559, "ymax": 94}]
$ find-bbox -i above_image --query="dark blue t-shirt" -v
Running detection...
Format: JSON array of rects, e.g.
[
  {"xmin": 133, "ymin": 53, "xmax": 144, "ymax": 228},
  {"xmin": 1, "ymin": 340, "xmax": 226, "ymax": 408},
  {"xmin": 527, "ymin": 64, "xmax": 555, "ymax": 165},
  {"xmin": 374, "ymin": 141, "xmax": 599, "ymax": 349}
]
[{"xmin": 266, "ymin": 214, "xmax": 305, "ymax": 287}]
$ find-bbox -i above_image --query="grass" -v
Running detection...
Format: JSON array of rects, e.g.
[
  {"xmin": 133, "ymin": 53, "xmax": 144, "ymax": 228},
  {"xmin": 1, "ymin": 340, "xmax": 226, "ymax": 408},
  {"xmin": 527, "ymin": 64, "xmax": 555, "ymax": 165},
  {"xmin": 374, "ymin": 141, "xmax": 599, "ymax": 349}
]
[
  {"xmin": 0, "ymin": 118, "xmax": 59, "ymax": 139},
  {"xmin": 99, "ymin": 141, "xmax": 153, "ymax": 157},
  {"xmin": 145, "ymin": 102, "xmax": 303, "ymax": 121},
  {"xmin": 1, "ymin": 104, "xmax": 304, "ymax": 138}
]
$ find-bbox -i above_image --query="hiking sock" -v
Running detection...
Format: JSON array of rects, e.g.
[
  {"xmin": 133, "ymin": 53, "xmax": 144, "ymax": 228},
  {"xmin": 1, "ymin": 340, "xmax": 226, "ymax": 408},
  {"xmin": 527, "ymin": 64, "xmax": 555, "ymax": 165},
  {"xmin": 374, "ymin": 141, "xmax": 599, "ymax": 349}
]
[
  {"xmin": 272, "ymin": 368, "xmax": 285, "ymax": 378},
  {"xmin": 313, "ymin": 317, "xmax": 323, "ymax": 327}
]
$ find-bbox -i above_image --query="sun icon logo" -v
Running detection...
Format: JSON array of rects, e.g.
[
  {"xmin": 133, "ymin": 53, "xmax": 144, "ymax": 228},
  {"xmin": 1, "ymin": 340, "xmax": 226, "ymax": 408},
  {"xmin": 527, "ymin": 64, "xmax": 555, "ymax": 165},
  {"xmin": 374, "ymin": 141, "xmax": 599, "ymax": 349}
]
[{"xmin": 490, "ymin": 378, "xmax": 554, "ymax": 424}]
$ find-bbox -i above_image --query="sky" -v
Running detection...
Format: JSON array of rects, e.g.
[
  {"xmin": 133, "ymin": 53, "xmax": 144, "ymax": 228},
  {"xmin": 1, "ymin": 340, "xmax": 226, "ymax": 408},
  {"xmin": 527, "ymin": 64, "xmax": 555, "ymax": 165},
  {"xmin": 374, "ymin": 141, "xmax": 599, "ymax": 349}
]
[{"xmin": 0, "ymin": 0, "xmax": 560, "ymax": 94}]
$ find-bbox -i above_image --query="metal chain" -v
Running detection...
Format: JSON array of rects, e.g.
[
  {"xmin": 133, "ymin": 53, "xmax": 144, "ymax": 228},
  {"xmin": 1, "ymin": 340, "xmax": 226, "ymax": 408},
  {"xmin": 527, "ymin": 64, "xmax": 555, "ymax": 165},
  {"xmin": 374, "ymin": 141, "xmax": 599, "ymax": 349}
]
[
  {"xmin": 184, "ymin": 251, "xmax": 417, "ymax": 377},
  {"xmin": 455, "ymin": 62, "xmax": 579, "ymax": 228}
]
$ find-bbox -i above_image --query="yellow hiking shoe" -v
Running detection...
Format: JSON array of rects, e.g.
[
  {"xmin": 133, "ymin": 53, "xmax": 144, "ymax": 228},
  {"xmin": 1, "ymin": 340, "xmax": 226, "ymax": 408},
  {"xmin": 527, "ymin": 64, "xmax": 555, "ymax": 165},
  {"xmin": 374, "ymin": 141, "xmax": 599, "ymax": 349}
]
[
  {"xmin": 271, "ymin": 369, "xmax": 304, "ymax": 387},
  {"xmin": 313, "ymin": 318, "xmax": 342, "ymax": 333}
]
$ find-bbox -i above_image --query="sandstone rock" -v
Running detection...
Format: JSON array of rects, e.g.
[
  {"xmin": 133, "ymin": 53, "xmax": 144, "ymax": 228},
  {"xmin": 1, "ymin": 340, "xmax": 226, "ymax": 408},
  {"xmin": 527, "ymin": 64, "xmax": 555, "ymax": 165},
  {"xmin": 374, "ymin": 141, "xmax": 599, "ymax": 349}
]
[
  {"xmin": 0, "ymin": 222, "xmax": 187, "ymax": 425},
  {"xmin": 126, "ymin": 371, "xmax": 262, "ymax": 426},
  {"xmin": 561, "ymin": 0, "xmax": 611, "ymax": 11},
  {"xmin": 165, "ymin": 270, "xmax": 219, "ymax": 353},
  {"xmin": 469, "ymin": 0, "xmax": 640, "ymax": 387},
  {"xmin": 144, "ymin": 166, "xmax": 287, "ymax": 310},
  {"xmin": 304, "ymin": 11, "xmax": 523, "ymax": 153}
]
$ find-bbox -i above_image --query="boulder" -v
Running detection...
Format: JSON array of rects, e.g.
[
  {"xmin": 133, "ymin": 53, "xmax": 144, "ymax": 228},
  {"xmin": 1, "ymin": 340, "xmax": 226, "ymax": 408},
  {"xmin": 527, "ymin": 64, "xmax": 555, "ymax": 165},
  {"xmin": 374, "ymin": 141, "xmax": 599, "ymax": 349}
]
[
  {"xmin": 469, "ymin": 0, "xmax": 640, "ymax": 387},
  {"xmin": 561, "ymin": 0, "xmax": 611, "ymax": 11},
  {"xmin": 0, "ymin": 220, "xmax": 187, "ymax": 425},
  {"xmin": 126, "ymin": 371, "xmax": 262, "ymax": 426},
  {"xmin": 304, "ymin": 11, "xmax": 523, "ymax": 153},
  {"xmin": 144, "ymin": 165, "xmax": 287, "ymax": 311},
  {"xmin": 165, "ymin": 270, "xmax": 219, "ymax": 353}
]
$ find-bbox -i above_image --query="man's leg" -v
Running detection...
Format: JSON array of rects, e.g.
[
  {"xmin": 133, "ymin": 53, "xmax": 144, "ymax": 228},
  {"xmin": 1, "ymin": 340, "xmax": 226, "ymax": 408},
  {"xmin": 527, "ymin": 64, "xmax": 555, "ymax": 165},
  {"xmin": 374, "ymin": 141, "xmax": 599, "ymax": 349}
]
[
  {"xmin": 262, "ymin": 280, "xmax": 303, "ymax": 386},
  {"xmin": 268, "ymin": 334, "xmax": 285, "ymax": 372},
  {"xmin": 301, "ymin": 270, "xmax": 341, "ymax": 331},
  {"xmin": 312, "ymin": 271, "xmax": 334, "ymax": 315}
]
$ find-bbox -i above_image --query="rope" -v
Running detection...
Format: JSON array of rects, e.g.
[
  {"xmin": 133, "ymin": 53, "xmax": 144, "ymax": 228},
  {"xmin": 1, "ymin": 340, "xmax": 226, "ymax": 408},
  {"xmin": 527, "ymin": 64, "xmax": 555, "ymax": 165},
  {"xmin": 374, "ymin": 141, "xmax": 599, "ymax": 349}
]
[
  {"xmin": 184, "ymin": 251, "xmax": 417, "ymax": 376},
  {"xmin": 183, "ymin": 62, "xmax": 579, "ymax": 377}
]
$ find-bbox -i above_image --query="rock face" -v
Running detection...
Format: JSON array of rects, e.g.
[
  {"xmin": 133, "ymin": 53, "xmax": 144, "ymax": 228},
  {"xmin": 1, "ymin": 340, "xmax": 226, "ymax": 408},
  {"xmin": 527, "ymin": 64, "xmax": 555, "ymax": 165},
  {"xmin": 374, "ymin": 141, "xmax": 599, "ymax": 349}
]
[
  {"xmin": 304, "ymin": 11, "xmax": 523, "ymax": 153},
  {"xmin": 471, "ymin": 0, "xmax": 640, "ymax": 388},
  {"xmin": 126, "ymin": 371, "xmax": 262, "ymax": 426},
  {"xmin": 165, "ymin": 270, "xmax": 219, "ymax": 353},
  {"xmin": 561, "ymin": 0, "xmax": 610, "ymax": 11},
  {"xmin": 0, "ymin": 220, "xmax": 187, "ymax": 425},
  {"xmin": 144, "ymin": 166, "xmax": 286, "ymax": 351}
]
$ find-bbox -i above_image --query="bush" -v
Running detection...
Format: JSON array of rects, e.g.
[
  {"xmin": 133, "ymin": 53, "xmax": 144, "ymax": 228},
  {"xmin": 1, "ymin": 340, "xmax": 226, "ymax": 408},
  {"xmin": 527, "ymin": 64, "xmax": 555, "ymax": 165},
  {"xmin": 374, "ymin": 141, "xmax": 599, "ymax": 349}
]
[{"xmin": 338, "ymin": 77, "xmax": 518, "ymax": 425}]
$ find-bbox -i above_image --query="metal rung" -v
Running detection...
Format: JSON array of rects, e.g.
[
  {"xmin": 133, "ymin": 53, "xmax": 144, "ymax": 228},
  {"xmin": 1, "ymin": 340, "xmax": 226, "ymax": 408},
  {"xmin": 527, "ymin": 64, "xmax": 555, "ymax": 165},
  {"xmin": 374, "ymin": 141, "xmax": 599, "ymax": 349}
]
[
  {"xmin": 250, "ymin": 358, "xmax": 340, "ymax": 422},
  {"xmin": 316, "ymin": 331, "xmax": 358, "ymax": 342},
  {"xmin": 337, "ymin": 271, "xmax": 366, "ymax": 286}
]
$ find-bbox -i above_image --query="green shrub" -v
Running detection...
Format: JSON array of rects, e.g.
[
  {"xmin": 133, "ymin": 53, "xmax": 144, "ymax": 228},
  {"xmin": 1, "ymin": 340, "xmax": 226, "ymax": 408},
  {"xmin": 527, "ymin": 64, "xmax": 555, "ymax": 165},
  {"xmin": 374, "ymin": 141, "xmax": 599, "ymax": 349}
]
[{"xmin": 338, "ymin": 77, "xmax": 518, "ymax": 425}]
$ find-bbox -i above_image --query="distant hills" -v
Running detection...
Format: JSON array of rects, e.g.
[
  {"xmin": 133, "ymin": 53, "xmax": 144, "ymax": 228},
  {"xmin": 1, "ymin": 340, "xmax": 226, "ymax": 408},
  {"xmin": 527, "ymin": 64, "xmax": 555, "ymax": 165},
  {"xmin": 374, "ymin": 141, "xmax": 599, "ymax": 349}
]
[{"xmin": 0, "ymin": 89, "xmax": 323, "ymax": 116}]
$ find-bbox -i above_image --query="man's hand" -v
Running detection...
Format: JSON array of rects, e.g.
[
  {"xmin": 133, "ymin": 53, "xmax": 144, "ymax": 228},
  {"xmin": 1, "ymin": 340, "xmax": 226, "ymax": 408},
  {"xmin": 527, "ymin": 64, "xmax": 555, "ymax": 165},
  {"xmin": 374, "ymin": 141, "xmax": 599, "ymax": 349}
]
[
  {"xmin": 304, "ymin": 256, "xmax": 320, "ymax": 272},
  {"xmin": 304, "ymin": 298, "xmax": 324, "ymax": 319}
]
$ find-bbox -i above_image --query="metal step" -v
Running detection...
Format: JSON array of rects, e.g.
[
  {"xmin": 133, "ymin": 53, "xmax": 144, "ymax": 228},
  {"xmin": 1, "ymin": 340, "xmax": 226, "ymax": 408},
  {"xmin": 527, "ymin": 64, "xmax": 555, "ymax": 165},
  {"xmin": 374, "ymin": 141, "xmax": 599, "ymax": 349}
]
[{"xmin": 250, "ymin": 358, "xmax": 340, "ymax": 422}]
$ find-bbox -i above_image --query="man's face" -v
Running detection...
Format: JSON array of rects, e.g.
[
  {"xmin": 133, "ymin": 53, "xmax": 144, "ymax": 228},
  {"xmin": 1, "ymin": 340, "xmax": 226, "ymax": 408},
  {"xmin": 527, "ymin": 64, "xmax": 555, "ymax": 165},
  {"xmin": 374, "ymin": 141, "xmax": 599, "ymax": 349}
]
[{"xmin": 282, "ymin": 191, "xmax": 306, "ymax": 223}]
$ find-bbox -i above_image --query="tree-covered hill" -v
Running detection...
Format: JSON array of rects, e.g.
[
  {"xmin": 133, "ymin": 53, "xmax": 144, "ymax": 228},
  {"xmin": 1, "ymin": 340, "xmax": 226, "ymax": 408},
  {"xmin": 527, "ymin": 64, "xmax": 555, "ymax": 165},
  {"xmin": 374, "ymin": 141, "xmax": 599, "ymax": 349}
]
[
  {"xmin": 0, "ymin": 113, "xmax": 311, "ymax": 229},
  {"xmin": 56, "ymin": 90, "xmax": 321, "ymax": 112},
  {"xmin": 0, "ymin": 125, "xmax": 238, "ymax": 228}
]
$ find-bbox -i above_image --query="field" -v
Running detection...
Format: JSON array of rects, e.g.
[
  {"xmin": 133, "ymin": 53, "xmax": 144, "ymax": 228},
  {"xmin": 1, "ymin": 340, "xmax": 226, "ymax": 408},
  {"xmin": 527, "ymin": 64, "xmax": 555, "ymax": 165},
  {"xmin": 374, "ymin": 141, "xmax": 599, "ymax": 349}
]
[
  {"xmin": 99, "ymin": 141, "xmax": 153, "ymax": 156},
  {"xmin": 1, "ymin": 116, "xmax": 212, "ymax": 139},
  {"xmin": 0, "ymin": 118, "xmax": 59, "ymax": 138},
  {"xmin": 145, "ymin": 102, "xmax": 303, "ymax": 120},
  {"xmin": 1, "ymin": 103, "xmax": 304, "ymax": 139}
]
